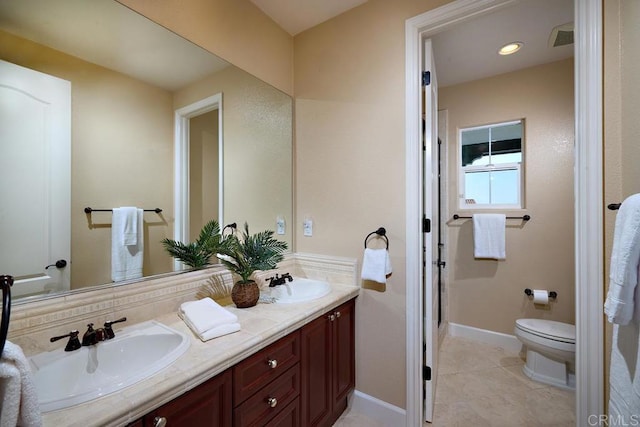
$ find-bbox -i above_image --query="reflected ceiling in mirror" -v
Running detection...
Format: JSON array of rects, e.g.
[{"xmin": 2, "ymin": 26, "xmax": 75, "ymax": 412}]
[{"xmin": 0, "ymin": 0, "xmax": 293, "ymax": 303}]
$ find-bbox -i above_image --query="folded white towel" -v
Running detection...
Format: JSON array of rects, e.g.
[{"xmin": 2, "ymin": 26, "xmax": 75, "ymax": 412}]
[
  {"xmin": 473, "ymin": 214, "xmax": 506, "ymax": 260},
  {"xmin": 112, "ymin": 207, "xmax": 144, "ymax": 282},
  {"xmin": 361, "ymin": 248, "xmax": 392, "ymax": 284},
  {"xmin": 0, "ymin": 341, "xmax": 42, "ymax": 427},
  {"xmin": 179, "ymin": 298, "xmax": 238, "ymax": 336},
  {"xmin": 177, "ymin": 315, "xmax": 241, "ymax": 342},
  {"xmin": 605, "ymin": 194, "xmax": 640, "ymax": 325}
]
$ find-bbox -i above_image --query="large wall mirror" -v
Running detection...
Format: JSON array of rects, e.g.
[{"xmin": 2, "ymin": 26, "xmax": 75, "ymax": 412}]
[{"xmin": 0, "ymin": 0, "xmax": 293, "ymax": 302}]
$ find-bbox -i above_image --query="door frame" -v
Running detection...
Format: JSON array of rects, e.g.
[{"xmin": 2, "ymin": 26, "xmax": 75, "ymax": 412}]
[
  {"xmin": 174, "ymin": 93, "xmax": 223, "ymax": 270},
  {"xmin": 404, "ymin": 1, "xmax": 603, "ymax": 426}
]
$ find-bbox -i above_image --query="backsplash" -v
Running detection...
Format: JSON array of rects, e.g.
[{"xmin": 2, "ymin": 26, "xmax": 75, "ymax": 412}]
[{"xmin": 8, "ymin": 253, "xmax": 357, "ymax": 356}]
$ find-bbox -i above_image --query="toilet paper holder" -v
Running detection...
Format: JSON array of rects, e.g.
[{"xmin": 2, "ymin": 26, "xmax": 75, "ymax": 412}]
[{"xmin": 524, "ymin": 288, "xmax": 557, "ymax": 299}]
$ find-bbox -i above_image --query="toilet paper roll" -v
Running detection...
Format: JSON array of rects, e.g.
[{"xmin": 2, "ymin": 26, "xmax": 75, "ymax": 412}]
[{"xmin": 533, "ymin": 289, "xmax": 549, "ymax": 305}]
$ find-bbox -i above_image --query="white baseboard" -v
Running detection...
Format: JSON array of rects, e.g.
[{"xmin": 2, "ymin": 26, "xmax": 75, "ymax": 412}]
[
  {"xmin": 448, "ymin": 322, "xmax": 523, "ymax": 354},
  {"xmin": 349, "ymin": 390, "xmax": 406, "ymax": 426}
]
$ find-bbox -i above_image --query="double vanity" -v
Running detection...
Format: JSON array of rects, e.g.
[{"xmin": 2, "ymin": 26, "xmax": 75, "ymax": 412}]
[{"xmin": 10, "ymin": 254, "xmax": 359, "ymax": 426}]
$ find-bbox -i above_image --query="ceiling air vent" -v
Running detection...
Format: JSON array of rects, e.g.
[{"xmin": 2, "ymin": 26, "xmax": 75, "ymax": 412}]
[{"xmin": 549, "ymin": 22, "xmax": 574, "ymax": 47}]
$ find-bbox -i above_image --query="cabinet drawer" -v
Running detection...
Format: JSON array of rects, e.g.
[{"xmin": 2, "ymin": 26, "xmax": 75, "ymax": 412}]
[
  {"xmin": 234, "ymin": 364, "xmax": 300, "ymax": 427},
  {"xmin": 264, "ymin": 397, "xmax": 300, "ymax": 427},
  {"xmin": 234, "ymin": 331, "xmax": 300, "ymax": 404}
]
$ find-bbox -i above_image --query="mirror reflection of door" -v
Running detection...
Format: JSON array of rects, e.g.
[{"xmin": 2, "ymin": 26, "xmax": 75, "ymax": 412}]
[
  {"xmin": 0, "ymin": 60, "xmax": 71, "ymax": 297},
  {"xmin": 189, "ymin": 110, "xmax": 220, "ymax": 242}
]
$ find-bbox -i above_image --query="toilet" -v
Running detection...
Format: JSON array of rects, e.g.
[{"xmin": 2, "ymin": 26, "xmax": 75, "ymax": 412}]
[{"xmin": 514, "ymin": 318, "xmax": 576, "ymax": 389}]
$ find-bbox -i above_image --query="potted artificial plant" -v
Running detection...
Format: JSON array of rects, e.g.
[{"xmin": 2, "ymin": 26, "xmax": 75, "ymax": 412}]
[
  {"xmin": 161, "ymin": 220, "xmax": 229, "ymax": 269},
  {"xmin": 217, "ymin": 222, "xmax": 288, "ymax": 308}
]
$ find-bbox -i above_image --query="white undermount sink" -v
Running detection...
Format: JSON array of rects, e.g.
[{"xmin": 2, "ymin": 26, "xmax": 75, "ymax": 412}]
[
  {"xmin": 29, "ymin": 320, "xmax": 190, "ymax": 412},
  {"xmin": 263, "ymin": 278, "xmax": 331, "ymax": 303}
]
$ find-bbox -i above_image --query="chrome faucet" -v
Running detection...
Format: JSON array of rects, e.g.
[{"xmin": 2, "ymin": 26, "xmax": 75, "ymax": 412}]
[{"xmin": 267, "ymin": 272, "xmax": 293, "ymax": 287}]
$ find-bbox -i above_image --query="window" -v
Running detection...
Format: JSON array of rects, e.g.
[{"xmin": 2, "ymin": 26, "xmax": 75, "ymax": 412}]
[{"xmin": 459, "ymin": 120, "xmax": 523, "ymax": 209}]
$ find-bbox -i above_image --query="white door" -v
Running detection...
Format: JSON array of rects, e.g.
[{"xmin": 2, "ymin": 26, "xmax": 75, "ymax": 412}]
[
  {"xmin": 422, "ymin": 38, "xmax": 439, "ymax": 423},
  {"xmin": 0, "ymin": 60, "xmax": 71, "ymax": 297}
]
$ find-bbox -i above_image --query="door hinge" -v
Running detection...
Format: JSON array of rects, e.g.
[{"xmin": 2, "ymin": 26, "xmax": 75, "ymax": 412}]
[
  {"xmin": 423, "ymin": 365, "xmax": 432, "ymax": 381},
  {"xmin": 423, "ymin": 216, "xmax": 431, "ymax": 233},
  {"xmin": 422, "ymin": 71, "xmax": 431, "ymax": 86}
]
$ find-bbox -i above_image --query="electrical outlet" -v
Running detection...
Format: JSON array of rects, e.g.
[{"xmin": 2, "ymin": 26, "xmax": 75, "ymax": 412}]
[
  {"xmin": 303, "ymin": 217, "xmax": 313, "ymax": 237},
  {"xmin": 276, "ymin": 216, "xmax": 285, "ymax": 235}
]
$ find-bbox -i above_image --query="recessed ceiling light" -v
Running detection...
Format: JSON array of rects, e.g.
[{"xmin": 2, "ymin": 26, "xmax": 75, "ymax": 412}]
[{"xmin": 498, "ymin": 42, "xmax": 523, "ymax": 56}]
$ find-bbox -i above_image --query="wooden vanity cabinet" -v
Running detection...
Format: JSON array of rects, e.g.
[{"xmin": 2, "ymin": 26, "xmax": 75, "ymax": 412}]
[
  {"xmin": 300, "ymin": 299, "xmax": 355, "ymax": 427},
  {"xmin": 131, "ymin": 298, "xmax": 355, "ymax": 427},
  {"xmin": 140, "ymin": 369, "xmax": 232, "ymax": 427}
]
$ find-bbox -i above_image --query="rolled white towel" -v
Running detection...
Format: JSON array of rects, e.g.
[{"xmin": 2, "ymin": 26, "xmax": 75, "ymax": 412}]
[{"xmin": 179, "ymin": 298, "xmax": 238, "ymax": 336}]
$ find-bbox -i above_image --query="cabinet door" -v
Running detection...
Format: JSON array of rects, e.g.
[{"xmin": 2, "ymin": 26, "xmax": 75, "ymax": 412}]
[
  {"xmin": 144, "ymin": 369, "xmax": 232, "ymax": 427},
  {"xmin": 300, "ymin": 313, "xmax": 332, "ymax": 426},
  {"xmin": 332, "ymin": 299, "xmax": 355, "ymax": 414}
]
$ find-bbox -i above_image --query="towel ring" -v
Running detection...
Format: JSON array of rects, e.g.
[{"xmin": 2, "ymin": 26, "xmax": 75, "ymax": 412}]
[{"xmin": 364, "ymin": 227, "xmax": 389, "ymax": 250}]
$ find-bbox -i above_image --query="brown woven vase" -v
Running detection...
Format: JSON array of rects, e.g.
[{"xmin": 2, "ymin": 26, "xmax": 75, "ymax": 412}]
[{"xmin": 231, "ymin": 281, "xmax": 260, "ymax": 308}]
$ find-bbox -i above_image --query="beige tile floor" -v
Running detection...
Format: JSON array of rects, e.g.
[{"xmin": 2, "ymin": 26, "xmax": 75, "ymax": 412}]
[{"xmin": 334, "ymin": 335, "xmax": 575, "ymax": 426}]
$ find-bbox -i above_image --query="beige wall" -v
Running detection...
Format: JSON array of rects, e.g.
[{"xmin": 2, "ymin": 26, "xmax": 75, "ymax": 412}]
[
  {"xmin": 440, "ymin": 59, "xmax": 575, "ymax": 334},
  {"xmin": 189, "ymin": 110, "xmax": 219, "ymax": 241},
  {"xmin": 117, "ymin": 0, "xmax": 294, "ymax": 96},
  {"xmin": 174, "ymin": 66, "xmax": 293, "ymax": 246},
  {"xmin": 0, "ymin": 30, "xmax": 174, "ymax": 289},
  {"xmin": 603, "ymin": 0, "xmax": 640, "ymax": 406},
  {"xmin": 294, "ymin": 0, "xmax": 451, "ymax": 409}
]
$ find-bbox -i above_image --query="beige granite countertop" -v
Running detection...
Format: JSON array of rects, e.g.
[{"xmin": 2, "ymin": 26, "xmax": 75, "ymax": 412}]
[{"xmin": 41, "ymin": 282, "xmax": 359, "ymax": 427}]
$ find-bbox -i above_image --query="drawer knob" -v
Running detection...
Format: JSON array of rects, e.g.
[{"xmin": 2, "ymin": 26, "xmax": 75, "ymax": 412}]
[
  {"xmin": 154, "ymin": 417, "xmax": 167, "ymax": 427},
  {"xmin": 267, "ymin": 397, "xmax": 278, "ymax": 408},
  {"xmin": 267, "ymin": 359, "xmax": 278, "ymax": 369},
  {"xmin": 335, "ymin": 311, "xmax": 341, "ymax": 318},
  {"xmin": 328, "ymin": 314, "xmax": 336, "ymax": 322}
]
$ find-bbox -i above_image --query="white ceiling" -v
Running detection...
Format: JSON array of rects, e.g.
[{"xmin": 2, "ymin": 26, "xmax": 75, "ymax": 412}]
[
  {"xmin": 253, "ymin": 0, "xmax": 574, "ymax": 87},
  {"xmin": 431, "ymin": 0, "xmax": 574, "ymax": 87},
  {"xmin": 0, "ymin": 0, "xmax": 574, "ymax": 92},
  {"xmin": 0, "ymin": 0, "xmax": 229, "ymax": 91},
  {"xmin": 249, "ymin": 0, "xmax": 368, "ymax": 36}
]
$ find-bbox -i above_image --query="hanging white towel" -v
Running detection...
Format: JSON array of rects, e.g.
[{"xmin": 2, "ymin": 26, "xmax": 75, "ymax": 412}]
[
  {"xmin": 605, "ymin": 194, "xmax": 640, "ymax": 325},
  {"xmin": 0, "ymin": 341, "xmax": 42, "ymax": 427},
  {"xmin": 121, "ymin": 207, "xmax": 138, "ymax": 246},
  {"xmin": 361, "ymin": 248, "xmax": 392, "ymax": 284},
  {"xmin": 179, "ymin": 298, "xmax": 241, "ymax": 341},
  {"xmin": 473, "ymin": 214, "xmax": 506, "ymax": 260},
  {"xmin": 609, "ymin": 321, "xmax": 640, "ymax": 421},
  {"xmin": 112, "ymin": 207, "xmax": 144, "ymax": 282}
]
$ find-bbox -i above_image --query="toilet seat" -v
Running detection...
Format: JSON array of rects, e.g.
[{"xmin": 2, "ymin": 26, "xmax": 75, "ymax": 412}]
[
  {"xmin": 515, "ymin": 319, "xmax": 575, "ymax": 344},
  {"xmin": 514, "ymin": 318, "xmax": 576, "ymax": 389}
]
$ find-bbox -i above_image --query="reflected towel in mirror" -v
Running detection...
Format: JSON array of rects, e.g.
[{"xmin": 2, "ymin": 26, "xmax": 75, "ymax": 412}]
[{"xmin": 111, "ymin": 207, "xmax": 144, "ymax": 282}]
